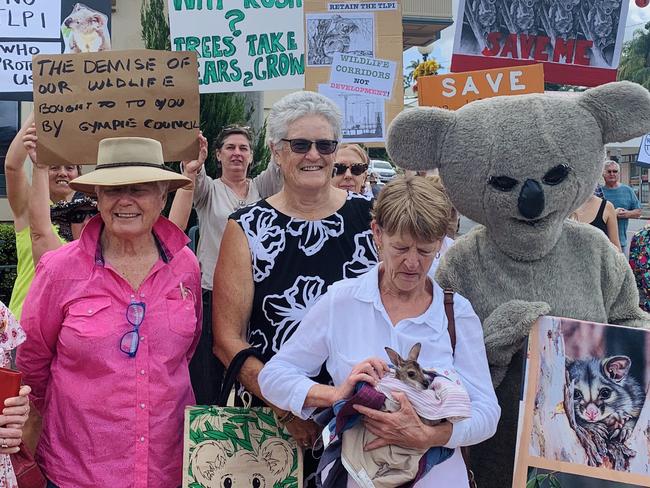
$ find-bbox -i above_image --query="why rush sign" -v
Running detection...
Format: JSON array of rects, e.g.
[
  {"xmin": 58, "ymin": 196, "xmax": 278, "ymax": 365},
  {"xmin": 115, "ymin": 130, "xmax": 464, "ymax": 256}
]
[
  {"xmin": 417, "ymin": 64, "xmax": 544, "ymax": 110},
  {"xmin": 450, "ymin": 0, "xmax": 629, "ymax": 87}
]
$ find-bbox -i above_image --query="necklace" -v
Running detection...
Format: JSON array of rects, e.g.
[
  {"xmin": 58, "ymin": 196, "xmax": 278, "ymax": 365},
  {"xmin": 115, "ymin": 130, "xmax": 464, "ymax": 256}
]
[{"xmin": 222, "ymin": 179, "xmax": 250, "ymax": 210}]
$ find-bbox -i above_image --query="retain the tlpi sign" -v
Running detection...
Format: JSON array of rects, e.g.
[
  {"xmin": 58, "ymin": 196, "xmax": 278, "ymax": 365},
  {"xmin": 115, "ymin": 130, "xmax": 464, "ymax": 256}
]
[{"xmin": 328, "ymin": 52, "xmax": 396, "ymax": 100}]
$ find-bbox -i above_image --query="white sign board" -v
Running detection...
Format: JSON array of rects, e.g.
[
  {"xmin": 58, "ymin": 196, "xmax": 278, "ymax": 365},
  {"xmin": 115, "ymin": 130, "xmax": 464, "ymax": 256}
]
[
  {"xmin": 0, "ymin": 0, "xmax": 61, "ymax": 38},
  {"xmin": 328, "ymin": 2, "xmax": 397, "ymax": 11},
  {"xmin": 329, "ymin": 52, "xmax": 396, "ymax": 99},
  {"xmin": 0, "ymin": 41, "xmax": 61, "ymax": 93},
  {"xmin": 637, "ymin": 133, "xmax": 650, "ymax": 167},
  {"xmin": 167, "ymin": 0, "xmax": 305, "ymax": 93}
]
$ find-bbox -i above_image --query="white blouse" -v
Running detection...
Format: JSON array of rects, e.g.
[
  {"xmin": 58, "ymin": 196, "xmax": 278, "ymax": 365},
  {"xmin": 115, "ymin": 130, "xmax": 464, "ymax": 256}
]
[{"xmin": 259, "ymin": 265, "xmax": 500, "ymax": 487}]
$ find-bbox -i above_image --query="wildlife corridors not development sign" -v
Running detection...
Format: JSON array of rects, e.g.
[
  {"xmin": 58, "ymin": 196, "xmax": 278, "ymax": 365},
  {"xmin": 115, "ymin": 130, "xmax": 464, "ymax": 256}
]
[
  {"xmin": 167, "ymin": 0, "xmax": 305, "ymax": 93},
  {"xmin": 450, "ymin": 0, "xmax": 629, "ymax": 87},
  {"xmin": 417, "ymin": 64, "xmax": 544, "ymax": 110},
  {"xmin": 32, "ymin": 49, "xmax": 200, "ymax": 165}
]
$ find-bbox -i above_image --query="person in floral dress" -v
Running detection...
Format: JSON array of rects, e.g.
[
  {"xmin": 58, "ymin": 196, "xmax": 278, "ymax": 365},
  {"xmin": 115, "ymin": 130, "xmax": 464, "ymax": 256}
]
[
  {"xmin": 629, "ymin": 225, "xmax": 650, "ymax": 312},
  {"xmin": 0, "ymin": 302, "xmax": 31, "ymax": 488}
]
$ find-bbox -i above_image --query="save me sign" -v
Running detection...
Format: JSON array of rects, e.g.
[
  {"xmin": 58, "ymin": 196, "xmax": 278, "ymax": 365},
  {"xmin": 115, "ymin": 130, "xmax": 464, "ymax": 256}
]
[{"xmin": 417, "ymin": 64, "xmax": 544, "ymax": 110}]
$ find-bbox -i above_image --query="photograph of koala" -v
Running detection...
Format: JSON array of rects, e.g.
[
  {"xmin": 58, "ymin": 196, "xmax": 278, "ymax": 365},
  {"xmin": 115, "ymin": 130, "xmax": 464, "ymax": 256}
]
[
  {"xmin": 513, "ymin": 316, "xmax": 650, "ymax": 487},
  {"xmin": 61, "ymin": 2, "xmax": 111, "ymax": 54}
]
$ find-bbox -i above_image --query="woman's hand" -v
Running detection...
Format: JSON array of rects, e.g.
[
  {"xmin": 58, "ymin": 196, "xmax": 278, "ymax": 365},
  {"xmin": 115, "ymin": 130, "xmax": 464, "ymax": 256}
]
[
  {"xmin": 22, "ymin": 125, "xmax": 40, "ymax": 167},
  {"xmin": 0, "ymin": 385, "xmax": 31, "ymax": 454},
  {"xmin": 354, "ymin": 391, "xmax": 452, "ymax": 451},
  {"xmin": 333, "ymin": 357, "xmax": 388, "ymax": 403},
  {"xmin": 181, "ymin": 132, "xmax": 208, "ymax": 183},
  {"xmin": 283, "ymin": 416, "xmax": 321, "ymax": 450}
]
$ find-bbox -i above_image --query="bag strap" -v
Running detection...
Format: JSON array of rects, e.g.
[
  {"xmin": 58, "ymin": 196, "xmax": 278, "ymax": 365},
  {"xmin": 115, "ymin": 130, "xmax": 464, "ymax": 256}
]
[
  {"xmin": 444, "ymin": 289, "xmax": 456, "ymax": 353},
  {"xmin": 217, "ymin": 347, "xmax": 265, "ymax": 407},
  {"xmin": 443, "ymin": 288, "xmax": 477, "ymax": 488}
]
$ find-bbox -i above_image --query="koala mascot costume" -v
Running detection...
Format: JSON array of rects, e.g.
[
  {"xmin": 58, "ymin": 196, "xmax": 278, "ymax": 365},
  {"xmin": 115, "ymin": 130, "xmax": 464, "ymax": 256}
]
[{"xmin": 386, "ymin": 81, "xmax": 650, "ymax": 488}]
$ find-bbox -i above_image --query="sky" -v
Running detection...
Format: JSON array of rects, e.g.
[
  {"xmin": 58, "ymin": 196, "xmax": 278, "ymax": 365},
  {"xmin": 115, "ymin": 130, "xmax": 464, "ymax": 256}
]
[{"xmin": 403, "ymin": 0, "xmax": 650, "ymax": 75}]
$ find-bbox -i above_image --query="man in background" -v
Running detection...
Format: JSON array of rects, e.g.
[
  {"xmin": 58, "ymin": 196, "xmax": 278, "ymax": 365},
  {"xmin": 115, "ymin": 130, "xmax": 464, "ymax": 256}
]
[{"xmin": 601, "ymin": 160, "xmax": 641, "ymax": 254}]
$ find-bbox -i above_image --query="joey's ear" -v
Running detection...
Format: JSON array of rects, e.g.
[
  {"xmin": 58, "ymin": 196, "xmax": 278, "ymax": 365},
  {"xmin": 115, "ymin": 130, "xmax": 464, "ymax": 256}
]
[
  {"xmin": 386, "ymin": 107, "xmax": 455, "ymax": 171},
  {"xmin": 189, "ymin": 440, "xmax": 230, "ymax": 485},
  {"xmin": 384, "ymin": 347, "xmax": 402, "ymax": 366},
  {"xmin": 407, "ymin": 343, "xmax": 422, "ymax": 362},
  {"xmin": 602, "ymin": 355, "xmax": 632, "ymax": 383},
  {"xmin": 578, "ymin": 81, "xmax": 650, "ymax": 143}
]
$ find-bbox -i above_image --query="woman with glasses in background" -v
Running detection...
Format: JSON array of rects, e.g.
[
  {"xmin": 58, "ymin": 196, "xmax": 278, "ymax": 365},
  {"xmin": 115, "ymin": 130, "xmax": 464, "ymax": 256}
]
[
  {"xmin": 18, "ymin": 137, "xmax": 202, "ymax": 488},
  {"xmin": 172, "ymin": 124, "xmax": 283, "ymax": 405},
  {"xmin": 330, "ymin": 143, "xmax": 370, "ymax": 195},
  {"xmin": 213, "ymin": 91, "xmax": 378, "ymax": 486}
]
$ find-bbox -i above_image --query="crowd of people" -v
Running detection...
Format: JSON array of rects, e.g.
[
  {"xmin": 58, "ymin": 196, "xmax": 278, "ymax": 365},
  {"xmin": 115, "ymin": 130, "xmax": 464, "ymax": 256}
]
[{"xmin": 0, "ymin": 89, "xmax": 648, "ymax": 488}]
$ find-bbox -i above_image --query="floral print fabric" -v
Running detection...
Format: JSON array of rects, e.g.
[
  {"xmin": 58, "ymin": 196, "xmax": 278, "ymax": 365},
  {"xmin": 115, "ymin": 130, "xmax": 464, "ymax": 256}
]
[
  {"xmin": 232, "ymin": 195, "xmax": 377, "ymax": 364},
  {"xmin": 0, "ymin": 303, "xmax": 26, "ymax": 488},
  {"xmin": 629, "ymin": 225, "xmax": 650, "ymax": 312}
]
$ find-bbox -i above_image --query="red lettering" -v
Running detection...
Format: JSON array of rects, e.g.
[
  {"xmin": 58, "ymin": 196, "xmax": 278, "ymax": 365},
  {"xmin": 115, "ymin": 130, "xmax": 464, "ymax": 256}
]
[
  {"xmin": 574, "ymin": 39, "xmax": 592, "ymax": 65},
  {"xmin": 533, "ymin": 36, "xmax": 550, "ymax": 61},
  {"xmin": 499, "ymin": 34, "xmax": 518, "ymax": 58},
  {"xmin": 553, "ymin": 37, "xmax": 575, "ymax": 63},
  {"xmin": 482, "ymin": 32, "xmax": 502, "ymax": 56},
  {"xmin": 519, "ymin": 34, "xmax": 535, "ymax": 59}
]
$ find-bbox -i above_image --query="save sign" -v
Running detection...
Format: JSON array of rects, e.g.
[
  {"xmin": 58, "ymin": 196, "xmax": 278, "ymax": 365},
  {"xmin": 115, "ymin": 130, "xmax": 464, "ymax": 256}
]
[
  {"xmin": 167, "ymin": 0, "xmax": 305, "ymax": 93},
  {"xmin": 417, "ymin": 64, "xmax": 545, "ymax": 110}
]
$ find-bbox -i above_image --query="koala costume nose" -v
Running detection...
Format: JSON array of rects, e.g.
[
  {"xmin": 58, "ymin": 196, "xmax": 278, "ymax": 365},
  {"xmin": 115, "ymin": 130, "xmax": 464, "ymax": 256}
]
[{"xmin": 518, "ymin": 179, "xmax": 545, "ymax": 219}]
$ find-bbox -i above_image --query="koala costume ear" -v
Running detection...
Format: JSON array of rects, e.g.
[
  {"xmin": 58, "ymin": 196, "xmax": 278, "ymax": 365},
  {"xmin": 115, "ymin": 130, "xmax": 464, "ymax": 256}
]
[
  {"xmin": 578, "ymin": 81, "xmax": 650, "ymax": 143},
  {"xmin": 387, "ymin": 107, "xmax": 455, "ymax": 170}
]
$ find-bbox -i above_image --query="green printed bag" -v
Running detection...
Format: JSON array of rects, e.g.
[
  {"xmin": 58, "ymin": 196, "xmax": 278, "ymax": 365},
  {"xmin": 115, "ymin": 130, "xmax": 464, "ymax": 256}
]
[{"xmin": 183, "ymin": 348, "xmax": 302, "ymax": 488}]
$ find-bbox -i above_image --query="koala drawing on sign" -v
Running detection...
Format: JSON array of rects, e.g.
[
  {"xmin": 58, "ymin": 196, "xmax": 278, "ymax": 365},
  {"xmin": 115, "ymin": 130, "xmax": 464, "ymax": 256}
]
[
  {"xmin": 386, "ymin": 81, "xmax": 650, "ymax": 488},
  {"xmin": 189, "ymin": 438, "xmax": 294, "ymax": 488},
  {"xmin": 62, "ymin": 3, "xmax": 111, "ymax": 54}
]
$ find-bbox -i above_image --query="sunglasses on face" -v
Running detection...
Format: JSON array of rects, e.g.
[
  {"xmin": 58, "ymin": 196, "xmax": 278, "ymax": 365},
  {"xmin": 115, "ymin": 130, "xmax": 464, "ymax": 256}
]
[
  {"xmin": 281, "ymin": 138, "xmax": 338, "ymax": 155},
  {"xmin": 606, "ymin": 170, "xmax": 619, "ymax": 174},
  {"xmin": 69, "ymin": 209, "xmax": 98, "ymax": 224},
  {"xmin": 332, "ymin": 162, "xmax": 368, "ymax": 176}
]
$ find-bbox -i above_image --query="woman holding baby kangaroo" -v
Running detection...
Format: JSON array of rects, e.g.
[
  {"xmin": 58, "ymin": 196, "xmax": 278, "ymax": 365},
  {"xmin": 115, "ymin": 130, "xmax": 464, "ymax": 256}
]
[{"xmin": 259, "ymin": 176, "xmax": 500, "ymax": 487}]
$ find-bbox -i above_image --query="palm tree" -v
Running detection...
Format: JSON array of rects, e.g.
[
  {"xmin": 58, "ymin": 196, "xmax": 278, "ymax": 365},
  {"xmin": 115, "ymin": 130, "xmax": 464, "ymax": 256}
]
[
  {"xmin": 404, "ymin": 59, "xmax": 422, "ymax": 90},
  {"xmin": 618, "ymin": 22, "xmax": 650, "ymax": 90}
]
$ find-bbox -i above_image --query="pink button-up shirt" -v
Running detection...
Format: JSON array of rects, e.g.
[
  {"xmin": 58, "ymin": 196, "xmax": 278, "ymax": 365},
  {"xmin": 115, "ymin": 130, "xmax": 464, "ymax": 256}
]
[{"xmin": 18, "ymin": 216, "xmax": 202, "ymax": 488}]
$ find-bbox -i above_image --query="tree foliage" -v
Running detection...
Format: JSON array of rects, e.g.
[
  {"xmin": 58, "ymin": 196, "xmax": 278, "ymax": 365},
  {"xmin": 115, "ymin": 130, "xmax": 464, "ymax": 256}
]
[{"xmin": 618, "ymin": 22, "xmax": 650, "ymax": 90}]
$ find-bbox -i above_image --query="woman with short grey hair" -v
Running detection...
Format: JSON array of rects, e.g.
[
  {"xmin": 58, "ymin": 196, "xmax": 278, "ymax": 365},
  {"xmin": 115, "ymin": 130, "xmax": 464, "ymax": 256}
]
[{"xmin": 213, "ymin": 91, "xmax": 378, "ymax": 486}]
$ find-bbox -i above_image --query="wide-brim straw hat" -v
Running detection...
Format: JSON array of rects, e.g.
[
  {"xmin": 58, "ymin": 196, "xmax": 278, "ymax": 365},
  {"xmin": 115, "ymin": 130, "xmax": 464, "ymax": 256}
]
[{"xmin": 69, "ymin": 137, "xmax": 191, "ymax": 194}]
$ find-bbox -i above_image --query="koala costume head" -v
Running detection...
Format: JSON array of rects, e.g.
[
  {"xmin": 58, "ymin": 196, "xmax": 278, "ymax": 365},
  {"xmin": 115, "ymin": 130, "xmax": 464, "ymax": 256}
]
[{"xmin": 388, "ymin": 81, "xmax": 650, "ymax": 261}]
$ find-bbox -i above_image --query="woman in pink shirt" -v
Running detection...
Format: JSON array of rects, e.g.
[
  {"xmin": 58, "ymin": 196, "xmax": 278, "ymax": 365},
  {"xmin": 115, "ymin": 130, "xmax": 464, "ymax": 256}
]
[{"xmin": 17, "ymin": 137, "xmax": 202, "ymax": 488}]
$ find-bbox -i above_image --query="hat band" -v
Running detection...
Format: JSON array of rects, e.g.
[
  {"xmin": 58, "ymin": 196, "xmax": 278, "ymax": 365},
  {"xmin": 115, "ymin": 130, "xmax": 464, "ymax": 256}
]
[{"xmin": 97, "ymin": 162, "xmax": 178, "ymax": 174}]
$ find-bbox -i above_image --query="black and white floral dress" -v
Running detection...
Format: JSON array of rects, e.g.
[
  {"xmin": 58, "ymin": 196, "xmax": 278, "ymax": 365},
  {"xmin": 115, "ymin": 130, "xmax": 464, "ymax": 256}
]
[{"xmin": 231, "ymin": 193, "xmax": 378, "ymax": 485}]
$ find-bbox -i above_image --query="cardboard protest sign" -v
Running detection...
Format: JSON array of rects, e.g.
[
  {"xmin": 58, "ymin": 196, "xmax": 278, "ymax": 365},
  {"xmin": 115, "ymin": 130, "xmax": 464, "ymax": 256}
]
[
  {"xmin": 636, "ymin": 134, "xmax": 650, "ymax": 168},
  {"xmin": 0, "ymin": 0, "xmax": 112, "ymax": 101},
  {"xmin": 167, "ymin": 0, "xmax": 305, "ymax": 94},
  {"xmin": 451, "ymin": 0, "xmax": 629, "ymax": 87},
  {"xmin": 418, "ymin": 64, "xmax": 544, "ymax": 110},
  {"xmin": 513, "ymin": 317, "xmax": 650, "ymax": 487},
  {"xmin": 32, "ymin": 49, "xmax": 200, "ymax": 165},
  {"xmin": 305, "ymin": 0, "xmax": 403, "ymax": 145},
  {"xmin": 329, "ymin": 52, "xmax": 396, "ymax": 100}
]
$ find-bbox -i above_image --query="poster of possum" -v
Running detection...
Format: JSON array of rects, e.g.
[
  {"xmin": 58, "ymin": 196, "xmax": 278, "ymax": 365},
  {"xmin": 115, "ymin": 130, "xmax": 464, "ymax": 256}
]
[
  {"xmin": 513, "ymin": 317, "xmax": 650, "ymax": 487},
  {"xmin": 450, "ymin": 0, "xmax": 629, "ymax": 87}
]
